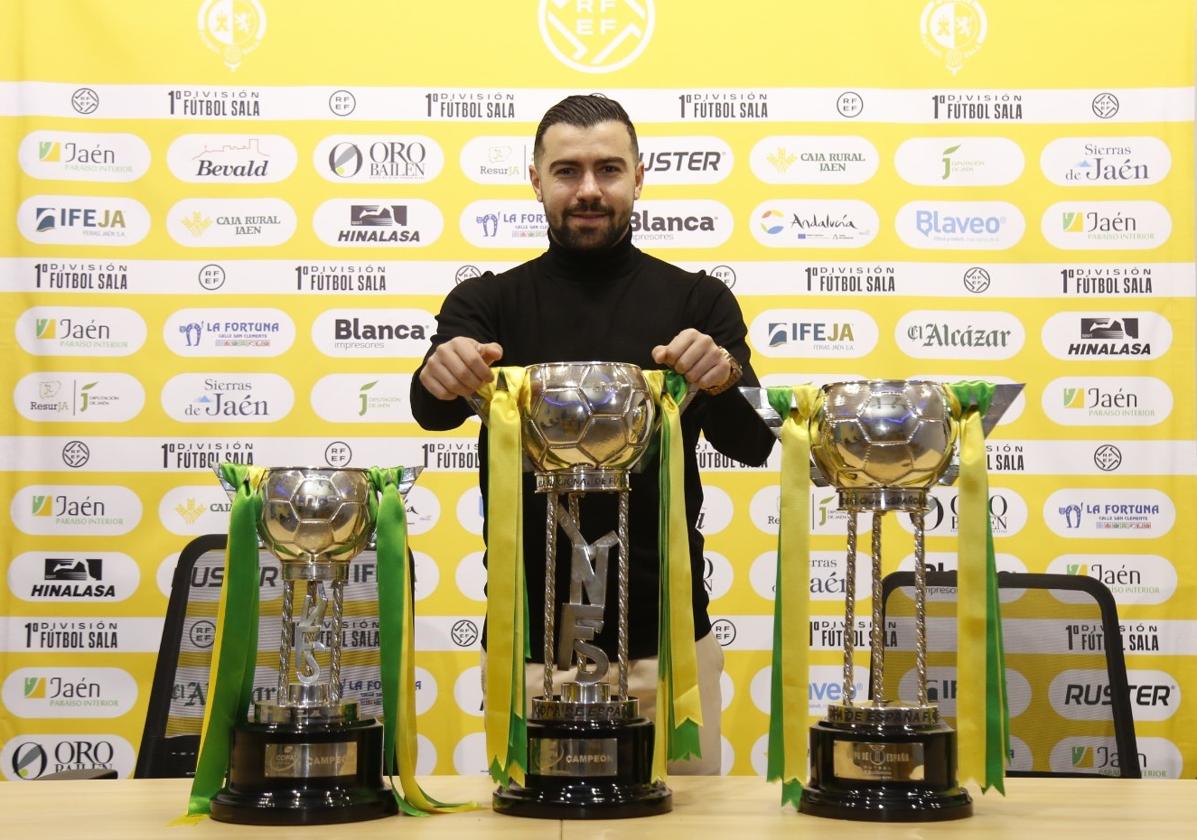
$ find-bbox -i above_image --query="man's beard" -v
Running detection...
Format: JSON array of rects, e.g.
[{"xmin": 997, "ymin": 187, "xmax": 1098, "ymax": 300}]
[{"xmin": 548, "ymin": 201, "xmax": 631, "ymax": 251}]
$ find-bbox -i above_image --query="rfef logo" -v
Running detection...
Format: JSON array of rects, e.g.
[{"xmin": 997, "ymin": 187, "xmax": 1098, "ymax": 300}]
[{"xmin": 539, "ymin": 0, "xmax": 655, "ymax": 74}]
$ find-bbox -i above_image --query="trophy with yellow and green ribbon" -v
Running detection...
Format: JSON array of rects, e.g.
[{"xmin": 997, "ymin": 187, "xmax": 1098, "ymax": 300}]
[
  {"xmin": 182, "ymin": 464, "xmax": 471, "ymax": 825},
  {"xmin": 742, "ymin": 380, "xmax": 1020, "ymax": 821},
  {"xmin": 472, "ymin": 362, "xmax": 697, "ymax": 819}
]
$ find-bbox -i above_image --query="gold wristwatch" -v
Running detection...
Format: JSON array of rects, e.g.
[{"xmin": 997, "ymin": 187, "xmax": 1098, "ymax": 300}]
[{"xmin": 703, "ymin": 347, "xmax": 743, "ymax": 396}]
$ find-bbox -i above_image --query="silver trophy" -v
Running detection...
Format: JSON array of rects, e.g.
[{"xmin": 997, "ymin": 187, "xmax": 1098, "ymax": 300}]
[
  {"xmin": 475, "ymin": 362, "xmax": 680, "ymax": 818},
  {"xmin": 742, "ymin": 380, "xmax": 1020, "ymax": 821},
  {"xmin": 207, "ymin": 466, "xmax": 420, "ymax": 824}
]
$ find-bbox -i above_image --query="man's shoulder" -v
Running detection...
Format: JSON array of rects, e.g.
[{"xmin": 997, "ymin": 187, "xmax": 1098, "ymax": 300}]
[
  {"xmin": 637, "ymin": 250, "xmax": 731, "ymax": 298},
  {"xmin": 450, "ymin": 254, "xmax": 544, "ymax": 298}
]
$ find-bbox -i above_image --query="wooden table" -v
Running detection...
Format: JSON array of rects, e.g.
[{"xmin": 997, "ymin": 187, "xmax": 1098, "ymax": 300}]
[{"xmin": 2, "ymin": 776, "xmax": 1194, "ymax": 839}]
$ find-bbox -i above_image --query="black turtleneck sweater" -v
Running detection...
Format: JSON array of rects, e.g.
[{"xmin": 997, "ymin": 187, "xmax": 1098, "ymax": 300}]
[{"xmin": 410, "ymin": 232, "xmax": 776, "ymax": 660}]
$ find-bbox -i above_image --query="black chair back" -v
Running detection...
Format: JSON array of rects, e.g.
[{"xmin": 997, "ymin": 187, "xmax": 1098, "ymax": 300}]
[
  {"xmin": 878, "ymin": 570, "xmax": 1140, "ymax": 778},
  {"xmin": 135, "ymin": 534, "xmax": 386, "ymax": 778}
]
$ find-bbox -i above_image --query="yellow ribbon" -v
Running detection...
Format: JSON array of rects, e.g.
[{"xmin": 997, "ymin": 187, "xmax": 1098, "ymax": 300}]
[
  {"xmin": 765, "ymin": 386, "xmax": 821, "ymax": 806},
  {"xmin": 479, "ymin": 367, "xmax": 529, "ymax": 786},
  {"xmin": 642, "ymin": 370, "xmax": 701, "ymax": 782},
  {"xmin": 949, "ymin": 386, "xmax": 1007, "ymax": 791}
]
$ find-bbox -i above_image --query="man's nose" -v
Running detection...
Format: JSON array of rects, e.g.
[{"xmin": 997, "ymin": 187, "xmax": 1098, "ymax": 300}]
[{"xmin": 576, "ymin": 169, "xmax": 601, "ymax": 198}]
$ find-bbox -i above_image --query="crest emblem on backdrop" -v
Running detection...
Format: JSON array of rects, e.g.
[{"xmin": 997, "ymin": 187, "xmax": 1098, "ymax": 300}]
[
  {"xmin": 921, "ymin": 0, "xmax": 987, "ymax": 75},
  {"xmin": 198, "ymin": 0, "xmax": 267, "ymax": 70}
]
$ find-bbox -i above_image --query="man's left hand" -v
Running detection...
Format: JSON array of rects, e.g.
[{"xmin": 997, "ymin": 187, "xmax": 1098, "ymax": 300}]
[{"xmin": 651, "ymin": 328, "xmax": 730, "ymax": 391}]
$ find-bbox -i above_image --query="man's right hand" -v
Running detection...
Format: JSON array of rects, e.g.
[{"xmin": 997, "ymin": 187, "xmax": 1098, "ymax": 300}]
[{"xmin": 418, "ymin": 337, "xmax": 504, "ymax": 400}]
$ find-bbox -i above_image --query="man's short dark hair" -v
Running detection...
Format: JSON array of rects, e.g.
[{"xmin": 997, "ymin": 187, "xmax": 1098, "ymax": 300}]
[{"xmin": 533, "ymin": 94, "xmax": 639, "ymax": 163}]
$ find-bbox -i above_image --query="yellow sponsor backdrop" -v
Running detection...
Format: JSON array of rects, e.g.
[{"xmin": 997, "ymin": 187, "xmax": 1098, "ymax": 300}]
[{"xmin": 1, "ymin": 0, "xmax": 1193, "ymax": 781}]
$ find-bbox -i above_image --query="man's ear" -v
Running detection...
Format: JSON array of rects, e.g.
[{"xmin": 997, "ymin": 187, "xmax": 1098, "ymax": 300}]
[
  {"xmin": 633, "ymin": 159, "xmax": 644, "ymax": 200},
  {"xmin": 529, "ymin": 163, "xmax": 542, "ymax": 201}
]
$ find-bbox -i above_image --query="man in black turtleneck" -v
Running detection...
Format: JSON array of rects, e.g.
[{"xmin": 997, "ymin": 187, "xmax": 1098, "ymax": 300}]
[{"xmin": 411, "ymin": 95, "xmax": 775, "ymax": 774}]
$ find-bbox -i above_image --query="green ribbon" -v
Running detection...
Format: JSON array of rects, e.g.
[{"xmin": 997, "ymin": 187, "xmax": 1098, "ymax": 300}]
[
  {"xmin": 478, "ymin": 368, "xmax": 530, "ymax": 787},
  {"xmin": 647, "ymin": 371, "xmax": 701, "ymax": 780},
  {"xmin": 184, "ymin": 463, "xmax": 263, "ymax": 818},
  {"xmin": 763, "ymin": 386, "xmax": 821, "ymax": 809},
  {"xmin": 370, "ymin": 467, "xmax": 475, "ymax": 815},
  {"xmin": 948, "ymin": 381, "xmax": 1010, "ymax": 794}
]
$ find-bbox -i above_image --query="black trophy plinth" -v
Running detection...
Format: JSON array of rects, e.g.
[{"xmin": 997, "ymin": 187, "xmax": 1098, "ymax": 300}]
[
  {"xmin": 799, "ymin": 706, "xmax": 972, "ymax": 822},
  {"xmin": 493, "ymin": 713, "xmax": 671, "ymax": 819},
  {"xmin": 210, "ymin": 716, "xmax": 397, "ymax": 825}
]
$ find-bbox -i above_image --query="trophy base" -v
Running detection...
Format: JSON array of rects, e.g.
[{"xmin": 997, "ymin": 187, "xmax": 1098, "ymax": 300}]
[
  {"xmin": 210, "ymin": 716, "xmax": 398, "ymax": 825},
  {"xmin": 799, "ymin": 710, "xmax": 972, "ymax": 822},
  {"xmin": 493, "ymin": 715, "xmax": 671, "ymax": 819}
]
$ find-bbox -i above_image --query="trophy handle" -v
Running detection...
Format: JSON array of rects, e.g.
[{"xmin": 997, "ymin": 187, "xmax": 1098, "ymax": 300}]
[
  {"xmin": 465, "ymin": 392, "xmax": 490, "ymax": 427},
  {"xmin": 736, "ymin": 387, "xmax": 831, "ymax": 486},
  {"xmin": 213, "ymin": 465, "xmax": 237, "ymax": 501}
]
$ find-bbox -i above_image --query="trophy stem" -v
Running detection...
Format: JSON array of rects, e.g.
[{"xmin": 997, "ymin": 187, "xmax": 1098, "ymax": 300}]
[
  {"xmin": 869, "ymin": 512, "xmax": 885, "ymax": 707},
  {"xmin": 544, "ymin": 492, "xmax": 559, "ymax": 699},
  {"xmin": 617, "ymin": 491, "xmax": 630, "ymax": 699},
  {"xmin": 912, "ymin": 510, "xmax": 928, "ymax": 707},
  {"xmin": 278, "ymin": 579, "xmax": 295, "ymax": 704},
  {"xmin": 842, "ymin": 511, "xmax": 858, "ymax": 705},
  {"xmin": 329, "ymin": 580, "xmax": 345, "ymax": 704}
]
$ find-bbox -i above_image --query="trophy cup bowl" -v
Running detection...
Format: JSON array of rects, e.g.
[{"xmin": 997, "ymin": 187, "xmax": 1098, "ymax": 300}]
[
  {"xmin": 480, "ymin": 362, "xmax": 673, "ymax": 819},
  {"xmin": 209, "ymin": 466, "xmax": 414, "ymax": 825},
  {"xmin": 521, "ymin": 361, "xmax": 656, "ymax": 491},
  {"xmin": 259, "ymin": 468, "xmax": 374, "ymax": 564},
  {"xmin": 811, "ymin": 380, "xmax": 957, "ymax": 509}
]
